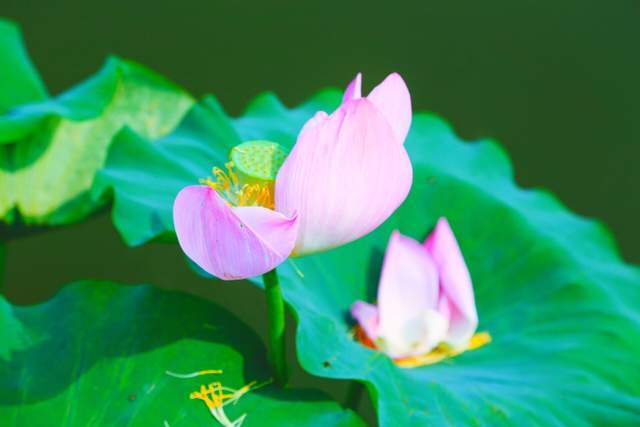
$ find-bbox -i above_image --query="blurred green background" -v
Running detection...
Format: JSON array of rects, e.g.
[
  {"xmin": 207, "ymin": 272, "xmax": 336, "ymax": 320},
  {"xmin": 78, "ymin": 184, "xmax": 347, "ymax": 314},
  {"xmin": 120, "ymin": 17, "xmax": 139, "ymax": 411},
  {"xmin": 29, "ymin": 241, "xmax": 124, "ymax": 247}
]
[{"xmin": 2, "ymin": 0, "xmax": 639, "ymax": 423}]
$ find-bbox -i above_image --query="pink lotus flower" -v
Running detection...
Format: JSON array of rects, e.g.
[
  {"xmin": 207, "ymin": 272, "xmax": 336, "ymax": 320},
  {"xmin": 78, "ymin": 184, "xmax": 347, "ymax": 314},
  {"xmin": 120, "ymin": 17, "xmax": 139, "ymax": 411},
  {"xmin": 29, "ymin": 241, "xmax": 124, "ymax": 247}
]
[
  {"xmin": 351, "ymin": 218, "xmax": 481, "ymax": 360},
  {"xmin": 173, "ymin": 73, "xmax": 413, "ymax": 280}
]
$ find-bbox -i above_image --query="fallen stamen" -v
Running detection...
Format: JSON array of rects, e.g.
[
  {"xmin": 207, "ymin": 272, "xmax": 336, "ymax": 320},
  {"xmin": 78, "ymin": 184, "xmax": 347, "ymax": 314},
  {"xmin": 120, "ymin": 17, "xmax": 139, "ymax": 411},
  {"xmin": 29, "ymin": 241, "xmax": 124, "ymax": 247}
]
[
  {"xmin": 395, "ymin": 332, "xmax": 492, "ymax": 368},
  {"xmin": 165, "ymin": 369, "xmax": 223, "ymax": 379},
  {"xmin": 189, "ymin": 380, "xmax": 259, "ymax": 427}
]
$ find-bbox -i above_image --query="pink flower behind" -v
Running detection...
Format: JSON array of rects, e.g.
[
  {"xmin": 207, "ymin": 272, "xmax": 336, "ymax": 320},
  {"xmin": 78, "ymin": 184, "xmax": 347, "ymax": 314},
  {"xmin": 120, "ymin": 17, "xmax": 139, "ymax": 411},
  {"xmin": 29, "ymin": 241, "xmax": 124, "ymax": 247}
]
[
  {"xmin": 174, "ymin": 73, "xmax": 413, "ymax": 280},
  {"xmin": 351, "ymin": 218, "xmax": 484, "ymax": 362}
]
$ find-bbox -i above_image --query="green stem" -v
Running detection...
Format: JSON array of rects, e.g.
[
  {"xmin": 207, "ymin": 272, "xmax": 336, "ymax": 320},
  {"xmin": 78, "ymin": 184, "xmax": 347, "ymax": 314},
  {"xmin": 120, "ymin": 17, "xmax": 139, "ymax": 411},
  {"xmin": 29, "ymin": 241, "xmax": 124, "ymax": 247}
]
[
  {"xmin": 263, "ymin": 268, "xmax": 288, "ymax": 386},
  {"xmin": 344, "ymin": 380, "xmax": 364, "ymax": 411}
]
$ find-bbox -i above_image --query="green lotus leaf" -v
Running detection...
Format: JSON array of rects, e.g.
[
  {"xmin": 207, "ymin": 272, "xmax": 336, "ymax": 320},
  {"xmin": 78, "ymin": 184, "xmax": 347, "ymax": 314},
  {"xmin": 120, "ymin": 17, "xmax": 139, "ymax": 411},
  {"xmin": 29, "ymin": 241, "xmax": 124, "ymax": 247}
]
[
  {"xmin": 0, "ymin": 19, "xmax": 193, "ymax": 226},
  {"xmin": 92, "ymin": 97, "xmax": 240, "ymax": 245},
  {"xmin": 0, "ymin": 296, "xmax": 30, "ymax": 362},
  {"xmin": 95, "ymin": 89, "xmax": 640, "ymax": 425},
  {"xmin": 0, "ymin": 280, "xmax": 363, "ymax": 426},
  {"xmin": 0, "ymin": 19, "xmax": 47, "ymax": 114}
]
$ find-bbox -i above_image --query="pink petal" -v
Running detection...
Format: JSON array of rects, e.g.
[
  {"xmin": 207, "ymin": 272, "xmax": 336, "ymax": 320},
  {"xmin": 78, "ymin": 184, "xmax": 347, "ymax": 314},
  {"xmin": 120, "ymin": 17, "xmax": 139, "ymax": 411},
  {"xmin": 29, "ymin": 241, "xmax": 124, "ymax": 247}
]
[
  {"xmin": 377, "ymin": 231, "xmax": 440, "ymax": 339},
  {"xmin": 366, "ymin": 73, "xmax": 412, "ymax": 144},
  {"xmin": 173, "ymin": 185, "xmax": 298, "ymax": 280},
  {"xmin": 436, "ymin": 293, "xmax": 452, "ymax": 321},
  {"xmin": 342, "ymin": 73, "xmax": 362, "ymax": 103},
  {"xmin": 297, "ymin": 110, "xmax": 328, "ymax": 136},
  {"xmin": 351, "ymin": 301, "xmax": 379, "ymax": 340},
  {"xmin": 275, "ymin": 99, "xmax": 412, "ymax": 256},
  {"xmin": 424, "ymin": 218, "xmax": 478, "ymax": 348}
]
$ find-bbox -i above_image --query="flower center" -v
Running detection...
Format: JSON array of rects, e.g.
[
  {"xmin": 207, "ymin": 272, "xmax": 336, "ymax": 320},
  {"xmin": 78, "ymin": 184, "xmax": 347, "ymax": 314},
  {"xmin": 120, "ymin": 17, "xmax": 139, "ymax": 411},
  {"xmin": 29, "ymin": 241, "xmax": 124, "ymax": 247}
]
[{"xmin": 200, "ymin": 140, "xmax": 288, "ymax": 209}]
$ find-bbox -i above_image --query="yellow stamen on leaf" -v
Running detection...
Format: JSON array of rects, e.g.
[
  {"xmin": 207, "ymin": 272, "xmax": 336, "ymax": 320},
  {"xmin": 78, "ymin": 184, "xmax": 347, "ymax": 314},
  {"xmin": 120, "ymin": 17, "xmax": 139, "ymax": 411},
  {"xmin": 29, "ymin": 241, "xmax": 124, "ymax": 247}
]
[
  {"xmin": 467, "ymin": 331, "xmax": 492, "ymax": 350},
  {"xmin": 165, "ymin": 369, "xmax": 223, "ymax": 379},
  {"xmin": 186, "ymin": 376, "xmax": 266, "ymax": 427},
  {"xmin": 190, "ymin": 382, "xmax": 243, "ymax": 427},
  {"xmin": 394, "ymin": 332, "xmax": 492, "ymax": 368}
]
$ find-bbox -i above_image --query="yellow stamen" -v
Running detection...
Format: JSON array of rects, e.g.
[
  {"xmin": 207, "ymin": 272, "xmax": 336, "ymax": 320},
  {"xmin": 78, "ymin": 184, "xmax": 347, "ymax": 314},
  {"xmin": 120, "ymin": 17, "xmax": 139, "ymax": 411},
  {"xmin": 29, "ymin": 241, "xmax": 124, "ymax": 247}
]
[
  {"xmin": 237, "ymin": 183, "xmax": 273, "ymax": 208},
  {"xmin": 467, "ymin": 331, "xmax": 492, "ymax": 350},
  {"xmin": 186, "ymin": 376, "xmax": 265, "ymax": 427},
  {"xmin": 165, "ymin": 369, "xmax": 223, "ymax": 379},
  {"xmin": 200, "ymin": 161, "xmax": 274, "ymax": 209},
  {"xmin": 394, "ymin": 332, "xmax": 492, "ymax": 368},
  {"xmin": 190, "ymin": 382, "xmax": 235, "ymax": 406},
  {"xmin": 165, "ymin": 366, "xmax": 269, "ymax": 426},
  {"xmin": 190, "ymin": 383, "xmax": 242, "ymax": 427},
  {"xmin": 353, "ymin": 325, "xmax": 491, "ymax": 368}
]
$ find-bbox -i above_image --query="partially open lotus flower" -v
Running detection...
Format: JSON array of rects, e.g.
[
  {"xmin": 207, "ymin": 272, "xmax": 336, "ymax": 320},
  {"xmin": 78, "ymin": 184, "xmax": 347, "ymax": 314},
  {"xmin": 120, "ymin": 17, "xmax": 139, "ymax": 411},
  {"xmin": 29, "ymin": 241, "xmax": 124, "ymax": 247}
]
[
  {"xmin": 173, "ymin": 73, "xmax": 413, "ymax": 280},
  {"xmin": 351, "ymin": 218, "xmax": 489, "ymax": 365}
]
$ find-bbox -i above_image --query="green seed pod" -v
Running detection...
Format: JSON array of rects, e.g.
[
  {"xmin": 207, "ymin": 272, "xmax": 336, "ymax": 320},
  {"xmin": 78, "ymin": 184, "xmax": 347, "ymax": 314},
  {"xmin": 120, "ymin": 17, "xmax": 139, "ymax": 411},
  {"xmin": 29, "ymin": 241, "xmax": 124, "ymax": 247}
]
[{"xmin": 230, "ymin": 140, "xmax": 289, "ymax": 184}]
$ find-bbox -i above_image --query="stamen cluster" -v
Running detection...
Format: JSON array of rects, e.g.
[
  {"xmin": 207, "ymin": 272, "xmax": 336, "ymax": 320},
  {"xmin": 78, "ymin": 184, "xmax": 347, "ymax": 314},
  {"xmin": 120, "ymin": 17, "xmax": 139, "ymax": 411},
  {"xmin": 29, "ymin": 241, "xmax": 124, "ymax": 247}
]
[{"xmin": 200, "ymin": 161, "xmax": 274, "ymax": 209}]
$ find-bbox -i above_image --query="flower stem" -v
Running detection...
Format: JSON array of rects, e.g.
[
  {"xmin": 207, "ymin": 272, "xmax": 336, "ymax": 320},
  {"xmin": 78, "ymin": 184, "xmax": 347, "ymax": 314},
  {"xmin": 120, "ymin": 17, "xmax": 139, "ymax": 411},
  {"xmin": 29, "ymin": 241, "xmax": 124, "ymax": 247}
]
[{"xmin": 263, "ymin": 268, "xmax": 288, "ymax": 386}]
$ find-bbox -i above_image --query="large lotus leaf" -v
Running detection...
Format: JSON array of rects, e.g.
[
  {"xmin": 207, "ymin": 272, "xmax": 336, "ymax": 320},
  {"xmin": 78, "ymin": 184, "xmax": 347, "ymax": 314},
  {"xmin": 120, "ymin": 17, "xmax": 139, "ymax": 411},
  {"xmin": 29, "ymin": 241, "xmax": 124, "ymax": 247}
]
[
  {"xmin": 95, "ymin": 89, "xmax": 640, "ymax": 425},
  {"xmin": 0, "ymin": 295, "xmax": 30, "ymax": 362},
  {"xmin": 0, "ymin": 280, "xmax": 363, "ymax": 426},
  {"xmin": 92, "ymin": 97, "xmax": 241, "ymax": 245},
  {"xmin": 0, "ymin": 19, "xmax": 47, "ymax": 113},
  {"xmin": 0, "ymin": 55, "xmax": 118, "ymax": 145},
  {"xmin": 0, "ymin": 20, "xmax": 193, "ymax": 225}
]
